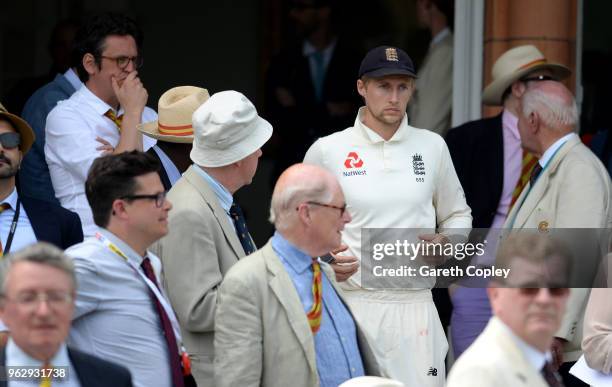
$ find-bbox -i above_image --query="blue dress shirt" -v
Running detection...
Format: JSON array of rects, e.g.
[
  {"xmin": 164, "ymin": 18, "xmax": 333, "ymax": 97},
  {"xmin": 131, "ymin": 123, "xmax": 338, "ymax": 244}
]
[{"xmin": 271, "ymin": 232, "xmax": 365, "ymax": 387}]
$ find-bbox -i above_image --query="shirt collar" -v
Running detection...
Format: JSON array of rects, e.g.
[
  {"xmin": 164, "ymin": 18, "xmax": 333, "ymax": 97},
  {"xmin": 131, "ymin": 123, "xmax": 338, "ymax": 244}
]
[
  {"xmin": 271, "ymin": 231, "xmax": 313, "ymax": 274},
  {"xmin": 2, "ymin": 188, "xmax": 19, "ymax": 209},
  {"xmin": 497, "ymin": 318, "xmax": 550, "ymax": 371},
  {"xmin": 63, "ymin": 68, "xmax": 83, "ymax": 91},
  {"xmin": 539, "ymin": 132, "xmax": 576, "ymax": 167},
  {"xmin": 431, "ymin": 27, "xmax": 451, "ymax": 46},
  {"xmin": 302, "ymin": 38, "xmax": 337, "ymax": 57},
  {"xmin": 192, "ymin": 165, "xmax": 233, "ymax": 213},
  {"xmin": 79, "ymin": 84, "xmax": 123, "ymax": 116},
  {"xmin": 98, "ymin": 228, "xmax": 146, "ymax": 266},
  {"xmin": 355, "ymin": 106, "xmax": 410, "ymax": 143},
  {"xmin": 6, "ymin": 337, "xmax": 71, "ymax": 367},
  {"xmin": 502, "ymin": 109, "xmax": 520, "ymax": 142}
]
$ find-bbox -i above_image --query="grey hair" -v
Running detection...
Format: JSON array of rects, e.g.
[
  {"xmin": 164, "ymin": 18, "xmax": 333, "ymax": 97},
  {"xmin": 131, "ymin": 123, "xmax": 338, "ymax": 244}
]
[
  {"xmin": 0, "ymin": 243, "xmax": 76, "ymax": 296},
  {"xmin": 521, "ymin": 86, "xmax": 578, "ymax": 130},
  {"xmin": 269, "ymin": 177, "xmax": 334, "ymax": 232}
]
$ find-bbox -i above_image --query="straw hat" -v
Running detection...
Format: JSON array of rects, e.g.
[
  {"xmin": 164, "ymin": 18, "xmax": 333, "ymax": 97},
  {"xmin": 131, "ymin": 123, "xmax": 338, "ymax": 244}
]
[
  {"xmin": 0, "ymin": 102, "xmax": 35, "ymax": 154},
  {"xmin": 482, "ymin": 45, "xmax": 571, "ymax": 106},
  {"xmin": 138, "ymin": 86, "xmax": 209, "ymax": 143},
  {"xmin": 190, "ymin": 90, "xmax": 272, "ymax": 167}
]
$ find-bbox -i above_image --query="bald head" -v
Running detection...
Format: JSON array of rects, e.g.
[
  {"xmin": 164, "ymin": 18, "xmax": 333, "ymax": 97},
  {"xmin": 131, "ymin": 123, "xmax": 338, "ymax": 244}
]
[
  {"xmin": 521, "ymin": 80, "xmax": 578, "ymax": 133},
  {"xmin": 270, "ymin": 163, "xmax": 337, "ymax": 230}
]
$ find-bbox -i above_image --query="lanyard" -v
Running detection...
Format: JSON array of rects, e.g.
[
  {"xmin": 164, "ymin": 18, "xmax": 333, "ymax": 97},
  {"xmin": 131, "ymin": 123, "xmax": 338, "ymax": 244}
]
[
  {"xmin": 94, "ymin": 232, "xmax": 185, "ymax": 353},
  {"xmin": 2, "ymin": 198, "xmax": 20, "ymax": 256}
]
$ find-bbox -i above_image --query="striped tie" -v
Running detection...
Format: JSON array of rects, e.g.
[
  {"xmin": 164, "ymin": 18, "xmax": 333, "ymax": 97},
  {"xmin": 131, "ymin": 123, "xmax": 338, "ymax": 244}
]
[
  {"xmin": 307, "ymin": 259, "xmax": 323, "ymax": 333},
  {"xmin": 104, "ymin": 109, "xmax": 123, "ymax": 132},
  {"xmin": 509, "ymin": 151, "xmax": 538, "ymax": 210},
  {"xmin": 39, "ymin": 364, "xmax": 52, "ymax": 387},
  {"xmin": 0, "ymin": 203, "xmax": 11, "ymax": 257}
]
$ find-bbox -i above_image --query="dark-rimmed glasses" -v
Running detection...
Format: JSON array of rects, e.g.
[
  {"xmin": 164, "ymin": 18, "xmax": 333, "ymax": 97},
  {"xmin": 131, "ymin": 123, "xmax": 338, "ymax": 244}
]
[
  {"xmin": 518, "ymin": 288, "xmax": 569, "ymax": 297},
  {"xmin": 100, "ymin": 55, "xmax": 143, "ymax": 70},
  {"xmin": 521, "ymin": 75, "xmax": 555, "ymax": 83},
  {"xmin": 0, "ymin": 132, "xmax": 21, "ymax": 149},
  {"xmin": 301, "ymin": 201, "xmax": 347, "ymax": 216},
  {"xmin": 121, "ymin": 191, "xmax": 167, "ymax": 208}
]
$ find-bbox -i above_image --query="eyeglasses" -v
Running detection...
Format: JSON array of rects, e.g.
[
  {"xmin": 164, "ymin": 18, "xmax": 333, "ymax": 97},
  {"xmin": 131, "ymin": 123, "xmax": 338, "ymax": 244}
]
[
  {"xmin": 0, "ymin": 132, "xmax": 21, "ymax": 149},
  {"xmin": 520, "ymin": 75, "xmax": 555, "ymax": 83},
  {"xmin": 121, "ymin": 191, "xmax": 167, "ymax": 208},
  {"xmin": 303, "ymin": 201, "xmax": 347, "ymax": 216},
  {"xmin": 100, "ymin": 55, "xmax": 143, "ymax": 70},
  {"xmin": 518, "ymin": 288, "xmax": 569, "ymax": 297},
  {"xmin": 4, "ymin": 291, "xmax": 73, "ymax": 310}
]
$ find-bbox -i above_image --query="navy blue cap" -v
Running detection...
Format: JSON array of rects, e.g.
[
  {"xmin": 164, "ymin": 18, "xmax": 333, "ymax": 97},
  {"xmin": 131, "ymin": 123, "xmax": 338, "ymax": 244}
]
[{"xmin": 358, "ymin": 46, "xmax": 417, "ymax": 79}]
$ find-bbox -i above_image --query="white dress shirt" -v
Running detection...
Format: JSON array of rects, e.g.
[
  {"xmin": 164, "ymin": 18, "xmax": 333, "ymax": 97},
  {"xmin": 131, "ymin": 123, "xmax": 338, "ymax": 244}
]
[
  {"xmin": 67, "ymin": 228, "xmax": 172, "ymax": 387},
  {"xmin": 45, "ymin": 86, "xmax": 157, "ymax": 236},
  {"xmin": 0, "ymin": 189, "xmax": 39, "ymax": 332},
  {"xmin": 5, "ymin": 338, "xmax": 80, "ymax": 387}
]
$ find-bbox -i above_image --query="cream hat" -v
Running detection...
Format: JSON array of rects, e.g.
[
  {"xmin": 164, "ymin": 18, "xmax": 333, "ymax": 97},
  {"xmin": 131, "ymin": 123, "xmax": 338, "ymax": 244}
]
[
  {"xmin": 482, "ymin": 45, "xmax": 571, "ymax": 106},
  {"xmin": 138, "ymin": 86, "xmax": 209, "ymax": 143},
  {"xmin": 190, "ymin": 90, "xmax": 272, "ymax": 167}
]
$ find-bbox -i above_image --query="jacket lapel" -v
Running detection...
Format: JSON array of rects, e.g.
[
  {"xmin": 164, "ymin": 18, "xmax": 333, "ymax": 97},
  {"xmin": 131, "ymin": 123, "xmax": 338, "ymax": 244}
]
[
  {"xmin": 510, "ymin": 137, "xmax": 579, "ymax": 228},
  {"xmin": 183, "ymin": 166, "xmax": 246, "ymax": 257},
  {"xmin": 263, "ymin": 243, "xmax": 318, "ymax": 375}
]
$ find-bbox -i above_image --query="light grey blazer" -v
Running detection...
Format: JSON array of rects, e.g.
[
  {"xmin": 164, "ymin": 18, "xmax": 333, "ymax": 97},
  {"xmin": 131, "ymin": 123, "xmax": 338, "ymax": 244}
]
[
  {"xmin": 152, "ymin": 165, "xmax": 248, "ymax": 385},
  {"xmin": 214, "ymin": 240, "xmax": 382, "ymax": 387}
]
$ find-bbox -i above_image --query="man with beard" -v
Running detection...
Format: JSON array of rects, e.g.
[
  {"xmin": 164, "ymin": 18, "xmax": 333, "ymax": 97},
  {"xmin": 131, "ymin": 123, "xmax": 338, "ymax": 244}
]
[{"xmin": 0, "ymin": 103, "xmax": 83, "ymax": 343}]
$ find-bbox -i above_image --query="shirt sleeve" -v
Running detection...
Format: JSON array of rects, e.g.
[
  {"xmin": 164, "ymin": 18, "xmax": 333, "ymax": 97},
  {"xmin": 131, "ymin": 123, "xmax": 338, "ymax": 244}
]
[
  {"xmin": 303, "ymin": 138, "xmax": 325, "ymax": 167},
  {"xmin": 70, "ymin": 253, "xmax": 101, "ymax": 319}
]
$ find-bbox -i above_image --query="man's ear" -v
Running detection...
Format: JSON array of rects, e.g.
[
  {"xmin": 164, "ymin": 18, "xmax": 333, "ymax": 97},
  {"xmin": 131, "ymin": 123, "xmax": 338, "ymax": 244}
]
[
  {"xmin": 111, "ymin": 198, "xmax": 128, "ymax": 220},
  {"xmin": 356, "ymin": 79, "xmax": 366, "ymax": 98},
  {"xmin": 528, "ymin": 111, "xmax": 540, "ymax": 132},
  {"xmin": 82, "ymin": 53, "xmax": 98, "ymax": 76},
  {"xmin": 511, "ymin": 80, "xmax": 527, "ymax": 99}
]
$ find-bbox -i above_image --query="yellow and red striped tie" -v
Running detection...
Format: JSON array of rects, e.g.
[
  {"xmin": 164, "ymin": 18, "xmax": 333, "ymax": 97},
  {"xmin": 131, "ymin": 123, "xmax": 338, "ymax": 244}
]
[
  {"xmin": 509, "ymin": 151, "xmax": 538, "ymax": 210},
  {"xmin": 0, "ymin": 203, "xmax": 11, "ymax": 257},
  {"xmin": 307, "ymin": 259, "xmax": 323, "ymax": 333},
  {"xmin": 104, "ymin": 109, "xmax": 123, "ymax": 132}
]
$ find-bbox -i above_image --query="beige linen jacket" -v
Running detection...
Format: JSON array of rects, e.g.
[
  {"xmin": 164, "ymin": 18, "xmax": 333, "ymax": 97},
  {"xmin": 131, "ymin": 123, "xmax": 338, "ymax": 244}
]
[
  {"xmin": 504, "ymin": 135, "xmax": 612, "ymax": 361},
  {"xmin": 447, "ymin": 317, "xmax": 549, "ymax": 387},
  {"xmin": 214, "ymin": 241, "xmax": 382, "ymax": 387},
  {"xmin": 152, "ymin": 165, "xmax": 248, "ymax": 385}
]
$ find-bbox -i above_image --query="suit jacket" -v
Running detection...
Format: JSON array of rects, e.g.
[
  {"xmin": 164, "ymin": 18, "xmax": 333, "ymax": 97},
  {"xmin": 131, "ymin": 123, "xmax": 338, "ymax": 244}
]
[
  {"xmin": 0, "ymin": 345, "xmax": 132, "ymax": 387},
  {"xmin": 446, "ymin": 114, "xmax": 504, "ymax": 229},
  {"xmin": 147, "ymin": 146, "xmax": 172, "ymax": 191},
  {"xmin": 21, "ymin": 195, "xmax": 83, "ymax": 249},
  {"xmin": 582, "ymin": 288, "xmax": 612, "ymax": 373},
  {"xmin": 447, "ymin": 317, "xmax": 549, "ymax": 387},
  {"xmin": 152, "ymin": 165, "xmax": 248, "ymax": 385},
  {"xmin": 20, "ymin": 73, "xmax": 77, "ymax": 204},
  {"xmin": 214, "ymin": 241, "xmax": 382, "ymax": 387},
  {"xmin": 409, "ymin": 30, "xmax": 453, "ymax": 137},
  {"xmin": 504, "ymin": 135, "xmax": 612, "ymax": 360}
]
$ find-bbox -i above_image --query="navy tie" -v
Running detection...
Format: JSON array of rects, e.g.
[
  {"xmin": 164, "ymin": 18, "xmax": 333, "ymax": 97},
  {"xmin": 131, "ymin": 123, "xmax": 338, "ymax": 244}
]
[
  {"xmin": 529, "ymin": 162, "xmax": 543, "ymax": 187},
  {"xmin": 229, "ymin": 202, "xmax": 256, "ymax": 255}
]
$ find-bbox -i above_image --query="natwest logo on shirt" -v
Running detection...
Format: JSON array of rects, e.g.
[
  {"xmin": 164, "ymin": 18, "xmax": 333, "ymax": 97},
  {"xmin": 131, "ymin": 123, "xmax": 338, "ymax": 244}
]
[
  {"xmin": 343, "ymin": 152, "xmax": 367, "ymax": 177},
  {"xmin": 344, "ymin": 152, "xmax": 364, "ymax": 168}
]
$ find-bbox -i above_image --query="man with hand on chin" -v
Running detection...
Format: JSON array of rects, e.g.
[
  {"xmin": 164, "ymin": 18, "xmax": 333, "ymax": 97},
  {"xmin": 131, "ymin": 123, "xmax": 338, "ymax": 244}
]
[{"xmin": 45, "ymin": 13, "xmax": 156, "ymax": 236}]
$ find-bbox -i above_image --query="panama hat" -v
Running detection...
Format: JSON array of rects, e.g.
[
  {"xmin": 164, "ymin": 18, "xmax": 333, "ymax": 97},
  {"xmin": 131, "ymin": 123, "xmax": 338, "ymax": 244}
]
[
  {"xmin": 482, "ymin": 45, "xmax": 571, "ymax": 106},
  {"xmin": 139, "ymin": 86, "xmax": 209, "ymax": 143},
  {"xmin": 0, "ymin": 102, "xmax": 35, "ymax": 154},
  {"xmin": 190, "ymin": 90, "xmax": 272, "ymax": 167}
]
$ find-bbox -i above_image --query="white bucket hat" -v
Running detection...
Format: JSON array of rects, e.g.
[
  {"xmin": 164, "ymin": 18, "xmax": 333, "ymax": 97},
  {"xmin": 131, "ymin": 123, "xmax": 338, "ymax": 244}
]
[
  {"xmin": 138, "ymin": 86, "xmax": 209, "ymax": 143},
  {"xmin": 190, "ymin": 90, "xmax": 272, "ymax": 167},
  {"xmin": 482, "ymin": 45, "xmax": 571, "ymax": 106}
]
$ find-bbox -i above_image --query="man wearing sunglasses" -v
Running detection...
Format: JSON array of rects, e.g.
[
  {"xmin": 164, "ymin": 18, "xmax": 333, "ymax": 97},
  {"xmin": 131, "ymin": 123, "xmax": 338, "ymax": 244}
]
[
  {"xmin": 45, "ymin": 13, "xmax": 157, "ymax": 237},
  {"xmin": 0, "ymin": 103, "xmax": 84, "ymax": 344},
  {"xmin": 445, "ymin": 45, "xmax": 571, "ymax": 359},
  {"xmin": 447, "ymin": 233, "xmax": 571, "ymax": 387},
  {"xmin": 66, "ymin": 151, "xmax": 196, "ymax": 387}
]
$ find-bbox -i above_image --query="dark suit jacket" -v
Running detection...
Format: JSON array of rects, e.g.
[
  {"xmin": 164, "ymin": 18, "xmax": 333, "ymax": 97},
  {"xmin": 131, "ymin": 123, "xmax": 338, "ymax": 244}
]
[
  {"xmin": 20, "ymin": 195, "xmax": 83, "ymax": 250},
  {"xmin": 446, "ymin": 114, "xmax": 504, "ymax": 228},
  {"xmin": 0, "ymin": 345, "xmax": 132, "ymax": 387},
  {"xmin": 147, "ymin": 146, "xmax": 172, "ymax": 191}
]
